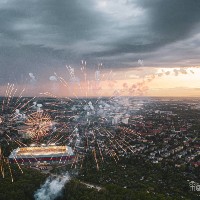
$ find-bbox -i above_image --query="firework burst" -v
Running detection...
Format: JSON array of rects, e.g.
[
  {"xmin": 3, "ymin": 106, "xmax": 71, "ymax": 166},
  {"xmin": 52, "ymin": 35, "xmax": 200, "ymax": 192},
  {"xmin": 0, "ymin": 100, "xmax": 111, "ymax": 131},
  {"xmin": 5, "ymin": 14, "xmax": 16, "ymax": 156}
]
[
  {"xmin": 41, "ymin": 65, "xmax": 197, "ymax": 170},
  {"xmin": 0, "ymin": 83, "xmax": 36, "ymax": 125},
  {"xmin": 41, "ymin": 62, "xmax": 141, "ymax": 170},
  {"xmin": 0, "ymin": 83, "xmax": 35, "ymax": 181},
  {"xmin": 25, "ymin": 111, "xmax": 53, "ymax": 141}
]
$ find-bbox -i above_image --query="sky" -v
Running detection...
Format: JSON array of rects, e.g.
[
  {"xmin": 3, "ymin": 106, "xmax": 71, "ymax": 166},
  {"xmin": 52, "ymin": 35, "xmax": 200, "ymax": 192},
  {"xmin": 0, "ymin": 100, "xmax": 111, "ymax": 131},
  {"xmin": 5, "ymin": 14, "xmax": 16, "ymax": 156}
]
[{"xmin": 1, "ymin": 0, "xmax": 200, "ymax": 97}]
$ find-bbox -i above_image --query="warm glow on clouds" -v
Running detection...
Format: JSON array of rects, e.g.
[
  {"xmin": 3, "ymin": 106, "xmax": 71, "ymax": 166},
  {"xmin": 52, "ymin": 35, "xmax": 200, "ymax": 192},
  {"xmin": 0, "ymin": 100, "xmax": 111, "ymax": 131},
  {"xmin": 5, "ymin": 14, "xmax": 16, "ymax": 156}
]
[{"xmin": 0, "ymin": 67, "xmax": 199, "ymax": 97}]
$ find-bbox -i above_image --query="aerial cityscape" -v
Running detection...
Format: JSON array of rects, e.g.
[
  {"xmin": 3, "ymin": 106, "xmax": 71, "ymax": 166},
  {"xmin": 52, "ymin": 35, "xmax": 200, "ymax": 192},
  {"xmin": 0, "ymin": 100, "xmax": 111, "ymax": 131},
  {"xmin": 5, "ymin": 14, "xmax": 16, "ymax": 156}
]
[{"xmin": 0, "ymin": 1, "xmax": 200, "ymax": 200}]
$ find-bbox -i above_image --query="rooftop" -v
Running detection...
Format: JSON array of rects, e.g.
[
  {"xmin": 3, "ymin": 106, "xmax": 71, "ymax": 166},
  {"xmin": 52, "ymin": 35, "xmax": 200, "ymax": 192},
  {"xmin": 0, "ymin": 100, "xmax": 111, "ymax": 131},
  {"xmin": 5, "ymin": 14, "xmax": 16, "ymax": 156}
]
[{"xmin": 9, "ymin": 145, "xmax": 74, "ymax": 159}]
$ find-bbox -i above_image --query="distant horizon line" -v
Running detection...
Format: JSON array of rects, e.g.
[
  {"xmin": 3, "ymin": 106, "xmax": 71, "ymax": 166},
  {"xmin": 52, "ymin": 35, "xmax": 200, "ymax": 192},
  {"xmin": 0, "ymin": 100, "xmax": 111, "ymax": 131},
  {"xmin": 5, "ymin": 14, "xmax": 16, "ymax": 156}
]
[{"xmin": 1, "ymin": 95, "xmax": 200, "ymax": 99}]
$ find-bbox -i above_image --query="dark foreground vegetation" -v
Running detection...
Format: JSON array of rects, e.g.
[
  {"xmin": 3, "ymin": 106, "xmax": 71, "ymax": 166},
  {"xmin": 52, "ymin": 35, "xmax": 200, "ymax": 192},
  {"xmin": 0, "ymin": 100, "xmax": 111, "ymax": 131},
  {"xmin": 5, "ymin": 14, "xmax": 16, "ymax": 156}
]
[
  {"xmin": 0, "ymin": 166, "xmax": 46, "ymax": 200},
  {"xmin": 54, "ymin": 154, "xmax": 199, "ymax": 200},
  {"xmin": 0, "ymin": 155, "xmax": 199, "ymax": 200}
]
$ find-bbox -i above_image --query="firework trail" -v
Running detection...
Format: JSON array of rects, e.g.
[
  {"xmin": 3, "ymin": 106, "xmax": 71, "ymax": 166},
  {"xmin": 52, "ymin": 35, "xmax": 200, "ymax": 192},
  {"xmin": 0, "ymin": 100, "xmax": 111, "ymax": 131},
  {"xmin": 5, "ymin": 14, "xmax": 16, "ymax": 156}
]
[
  {"xmin": 41, "ymin": 62, "xmax": 142, "ymax": 170},
  {"xmin": 0, "ymin": 83, "xmax": 36, "ymax": 181},
  {"xmin": 41, "ymin": 63, "xmax": 198, "ymax": 170}
]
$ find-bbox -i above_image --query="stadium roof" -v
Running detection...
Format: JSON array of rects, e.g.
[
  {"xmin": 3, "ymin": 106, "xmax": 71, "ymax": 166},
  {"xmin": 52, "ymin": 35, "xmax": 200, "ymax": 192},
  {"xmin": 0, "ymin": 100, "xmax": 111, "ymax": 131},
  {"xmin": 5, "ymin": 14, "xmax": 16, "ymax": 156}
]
[{"xmin": 9, "ymin": 145, "xmax": 74, "ymax": 159}]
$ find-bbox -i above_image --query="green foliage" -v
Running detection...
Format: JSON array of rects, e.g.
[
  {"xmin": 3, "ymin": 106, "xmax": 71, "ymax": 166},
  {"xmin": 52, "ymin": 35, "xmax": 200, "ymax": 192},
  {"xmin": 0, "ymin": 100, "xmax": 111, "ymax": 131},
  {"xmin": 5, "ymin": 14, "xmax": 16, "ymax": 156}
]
[
  {"xmin": 0, "ymin": 165, "xmax": 46, "ymax": 200},
  {"xmin": 61, "ymin": 180, "xmax": 179, "ymax": 200},
  {"xmin": 75, "ymin": 154, "xmax": 198, "ymax": 200}
]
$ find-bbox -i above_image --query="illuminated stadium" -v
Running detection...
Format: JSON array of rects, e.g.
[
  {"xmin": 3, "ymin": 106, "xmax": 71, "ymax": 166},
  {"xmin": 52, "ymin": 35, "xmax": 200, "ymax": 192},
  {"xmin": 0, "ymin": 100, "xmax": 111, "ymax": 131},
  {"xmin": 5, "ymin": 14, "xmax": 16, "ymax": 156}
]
[{"xmin": 9, "ymin": 145, "xmax": 74, "ymax": 165}]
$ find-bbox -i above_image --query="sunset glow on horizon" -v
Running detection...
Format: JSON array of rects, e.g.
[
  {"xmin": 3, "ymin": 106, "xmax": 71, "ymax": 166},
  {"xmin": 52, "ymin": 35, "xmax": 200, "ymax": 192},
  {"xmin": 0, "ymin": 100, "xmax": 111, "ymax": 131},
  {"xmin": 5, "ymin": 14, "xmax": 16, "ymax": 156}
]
[{"xmin": 1, "ymin": 66, "xmax": 200, "ymax": 98}]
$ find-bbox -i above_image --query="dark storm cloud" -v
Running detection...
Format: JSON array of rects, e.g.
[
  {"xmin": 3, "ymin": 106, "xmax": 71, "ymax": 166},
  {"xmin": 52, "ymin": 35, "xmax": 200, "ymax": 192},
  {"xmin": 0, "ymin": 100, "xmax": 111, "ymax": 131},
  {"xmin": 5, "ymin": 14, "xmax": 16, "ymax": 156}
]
[
  {"xmin": 0, "ymin": 0, "xmax": 103, "ymax": 43},
  {"xmin": 0, "ymin": 9, "xmax": 25, "ymax": 41},
  {"xmin": 0, "ymin": 0, "xmax": 106, "ymax": 83},
  {"xmin": 92, "ymin": 0, "xmax": 200, "ymax": 57},
  {"xmin": 1, "ymin": 0, "xmax": 200, "ymax": 84},
  {"xmin": 37, "ymin": 1, "xmax": 102, "ymax": 42}
]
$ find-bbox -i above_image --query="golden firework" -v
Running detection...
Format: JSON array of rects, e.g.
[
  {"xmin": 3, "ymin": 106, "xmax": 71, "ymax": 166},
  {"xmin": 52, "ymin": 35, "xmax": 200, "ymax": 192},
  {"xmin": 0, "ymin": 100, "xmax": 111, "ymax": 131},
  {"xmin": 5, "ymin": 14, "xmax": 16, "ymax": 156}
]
[{"xmin": 25, "ymin": 112, "xmax": 52, "ymax": 141}]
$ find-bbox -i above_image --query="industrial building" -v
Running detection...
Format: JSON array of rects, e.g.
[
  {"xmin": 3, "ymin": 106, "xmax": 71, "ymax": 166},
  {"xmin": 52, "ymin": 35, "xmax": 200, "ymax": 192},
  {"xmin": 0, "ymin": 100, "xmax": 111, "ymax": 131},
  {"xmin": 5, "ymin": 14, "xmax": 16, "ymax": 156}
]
[{"xmin": 9, "ymin": 145, "xmax": 74, "ymax": 165}]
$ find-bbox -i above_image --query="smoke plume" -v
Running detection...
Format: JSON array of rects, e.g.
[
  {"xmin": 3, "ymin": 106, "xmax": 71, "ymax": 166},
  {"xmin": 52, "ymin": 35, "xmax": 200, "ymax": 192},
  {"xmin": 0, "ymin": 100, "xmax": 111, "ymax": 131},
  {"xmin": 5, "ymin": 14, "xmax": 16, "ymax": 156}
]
[
  {"xmin": 49, "ymin": 76, "xmax": 57, "ymax": 81},
  {"xmin": 138, "ymin": 59, "xmax": 144, "ymax": 66},
  {"xmin": 29, "ymin": 72, "xmax": 37, "ymax": 84},
  {"xmin": 34, "ymin": 173, "xmax": 70, "ymax": 200}
]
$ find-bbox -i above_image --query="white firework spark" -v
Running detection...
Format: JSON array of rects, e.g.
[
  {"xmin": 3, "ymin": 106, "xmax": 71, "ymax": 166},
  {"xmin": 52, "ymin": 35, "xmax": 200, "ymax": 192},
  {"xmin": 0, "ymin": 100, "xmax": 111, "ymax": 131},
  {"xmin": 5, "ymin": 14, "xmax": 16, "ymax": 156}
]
[{"xmin": 41, "ymin": 62, "xmax": 140, "ymax": 169}]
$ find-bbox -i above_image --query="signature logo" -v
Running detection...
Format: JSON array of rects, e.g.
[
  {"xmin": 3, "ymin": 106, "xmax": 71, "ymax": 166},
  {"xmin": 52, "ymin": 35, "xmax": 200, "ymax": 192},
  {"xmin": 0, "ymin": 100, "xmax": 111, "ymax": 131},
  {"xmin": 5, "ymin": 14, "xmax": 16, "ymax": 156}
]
[{"xmin": 189, "ymin": 181, "xmax": 200, "ymax": 192}]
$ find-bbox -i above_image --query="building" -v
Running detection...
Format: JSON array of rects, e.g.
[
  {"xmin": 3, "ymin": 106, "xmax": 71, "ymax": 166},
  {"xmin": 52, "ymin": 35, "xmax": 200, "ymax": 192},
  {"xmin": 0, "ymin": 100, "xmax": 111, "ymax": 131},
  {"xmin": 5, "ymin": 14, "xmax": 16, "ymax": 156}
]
[{"xmin": 9, "ymin": 145, "xmax": 74, "ymax": 165}]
